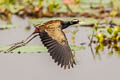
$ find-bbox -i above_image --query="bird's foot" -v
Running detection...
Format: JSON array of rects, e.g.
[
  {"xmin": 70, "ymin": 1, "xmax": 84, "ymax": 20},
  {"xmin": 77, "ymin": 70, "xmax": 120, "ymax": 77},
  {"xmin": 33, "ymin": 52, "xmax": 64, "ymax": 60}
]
[{"xmin": 6, "ymin": 41, "xmax": 26, "ymax": 53}]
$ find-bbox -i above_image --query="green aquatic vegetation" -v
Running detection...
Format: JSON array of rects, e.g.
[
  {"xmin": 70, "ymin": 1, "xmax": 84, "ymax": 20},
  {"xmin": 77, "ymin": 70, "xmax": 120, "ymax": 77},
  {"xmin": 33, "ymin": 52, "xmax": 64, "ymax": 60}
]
[
  {"xmin": 70, "ymin": 27, "xmax": 79, "ymax": 45},
  {"xmin": 0, "ymin": 24, "xmax": 19, "ymax": 30},
  {"xmin": 106, "ymin": 26, "xmax": 113, "ymax": 35},
  {"xmin": 47, "ymin": 0, "xmax": 61, "ymax": 13},
  {"xmin": 90, "ymin": 24, "xmax": 120, "ymax": 55},
  {"xmin": 29, "ymin": 17, "xmax": 102, "ymax": 26},
  {"xmin": 109, "ymin": 0, "xmax": 120, "ymax": 12},
  {"xmin": 0, "ymin": 45, "xmax": 85, "ymax": 53},
  {"xmin": 1, "ymin": 0, "xmax": 16, "ymax": 5},
  {"xmin": 25, "ymin": 26, "xmax": 31, "ymax": 31},
  {"xmin": 9, "ymin": 4, "xmax": 24, "ymax": 14},
  {"xmin": 0, "ymin": 0, "xmax": 119, "ymax": 22}
]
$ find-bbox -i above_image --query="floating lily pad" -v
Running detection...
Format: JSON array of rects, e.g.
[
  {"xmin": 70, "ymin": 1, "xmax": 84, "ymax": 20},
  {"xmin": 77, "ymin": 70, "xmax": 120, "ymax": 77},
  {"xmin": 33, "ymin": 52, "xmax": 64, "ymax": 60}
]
[
  {"xmin": 0, "ymin": 24, "xmax": 19, "ymax": 30},
  {"xmin": 0, "ymin": 45, "xmax": 85, "ymax": 53}
]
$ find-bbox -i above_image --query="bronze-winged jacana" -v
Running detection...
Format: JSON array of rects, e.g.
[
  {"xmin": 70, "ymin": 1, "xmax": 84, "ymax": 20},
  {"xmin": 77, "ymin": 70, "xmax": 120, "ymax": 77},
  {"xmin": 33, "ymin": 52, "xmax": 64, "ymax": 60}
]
[{"xmin": 7, "ymin": 19, "xmax": 81, "ymax": 69}]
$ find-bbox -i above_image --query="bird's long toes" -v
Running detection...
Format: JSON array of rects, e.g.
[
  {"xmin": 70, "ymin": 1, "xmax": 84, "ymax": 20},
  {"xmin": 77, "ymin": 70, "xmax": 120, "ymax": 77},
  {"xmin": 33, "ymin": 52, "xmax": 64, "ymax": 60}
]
[{"xmin": 6, "ymin": 42, "xmax": 26, "ymax": 53}]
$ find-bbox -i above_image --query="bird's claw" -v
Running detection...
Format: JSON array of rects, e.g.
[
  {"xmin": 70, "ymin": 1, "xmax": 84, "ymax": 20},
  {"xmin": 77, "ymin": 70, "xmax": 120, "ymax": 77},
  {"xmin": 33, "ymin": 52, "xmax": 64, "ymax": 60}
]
[{"xmin": 6, "ymin": 41, "xmax": 26, "ymax": 53}]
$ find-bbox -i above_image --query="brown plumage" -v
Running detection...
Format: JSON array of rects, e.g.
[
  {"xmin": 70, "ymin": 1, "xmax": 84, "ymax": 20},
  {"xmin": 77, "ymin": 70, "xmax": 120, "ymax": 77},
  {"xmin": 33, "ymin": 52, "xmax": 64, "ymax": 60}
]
[{"xmin": 7, "ymin": 19, "xmax": 80, "ymax": 69}]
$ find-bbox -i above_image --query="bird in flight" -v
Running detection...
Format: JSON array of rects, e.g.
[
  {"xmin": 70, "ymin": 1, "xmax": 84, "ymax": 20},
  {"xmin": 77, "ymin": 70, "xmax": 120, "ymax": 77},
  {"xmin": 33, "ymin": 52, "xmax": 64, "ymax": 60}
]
[{"xmin": 7, "ymin": 19, "xmax": 81, "ymax": 69}]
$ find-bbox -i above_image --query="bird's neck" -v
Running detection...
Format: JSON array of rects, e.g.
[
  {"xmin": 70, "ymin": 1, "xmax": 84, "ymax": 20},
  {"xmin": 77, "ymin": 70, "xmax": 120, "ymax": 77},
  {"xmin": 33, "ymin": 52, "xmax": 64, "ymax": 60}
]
[{"xmin": 61, "ymin": 21, "xmax": 72, "ymax": 29}]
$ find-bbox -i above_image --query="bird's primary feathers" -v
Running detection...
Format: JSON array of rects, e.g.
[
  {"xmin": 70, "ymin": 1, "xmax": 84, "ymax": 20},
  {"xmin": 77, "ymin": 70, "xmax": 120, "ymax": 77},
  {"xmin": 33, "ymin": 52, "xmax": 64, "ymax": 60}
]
[{"xmin": 35, "ymin": 20, "xmax": 79, "ymax": 69}]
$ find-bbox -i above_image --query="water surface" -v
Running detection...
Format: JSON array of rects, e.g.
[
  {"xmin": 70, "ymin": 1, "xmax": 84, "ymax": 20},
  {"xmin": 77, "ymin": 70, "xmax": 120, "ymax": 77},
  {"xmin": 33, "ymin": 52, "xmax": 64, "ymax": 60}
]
[{"xmin": 0, "ymin": 16, "xmax": 120, "ymax": 80}]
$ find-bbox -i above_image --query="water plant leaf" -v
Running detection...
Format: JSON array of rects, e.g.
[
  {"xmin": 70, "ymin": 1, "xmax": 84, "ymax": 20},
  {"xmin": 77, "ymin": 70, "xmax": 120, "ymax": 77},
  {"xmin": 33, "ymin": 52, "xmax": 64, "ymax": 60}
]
[
  {"xmin": 0, "ymin": 45, "xmax": 85, "ymax": 53},
  {"xmin": 0, "ymin": 24, "xmax": 19, "ymax": 30},
  {"xmin": 106, "ymin": 26, "xmax": 113, "ymax": 35}
]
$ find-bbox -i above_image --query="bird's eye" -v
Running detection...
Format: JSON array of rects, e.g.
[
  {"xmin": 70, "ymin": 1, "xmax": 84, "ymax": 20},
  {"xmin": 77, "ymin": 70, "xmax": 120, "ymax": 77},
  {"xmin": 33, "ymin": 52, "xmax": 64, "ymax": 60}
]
[{"xmin": 72, "ymin": 19, "xmax": 79, "ymax": 24}]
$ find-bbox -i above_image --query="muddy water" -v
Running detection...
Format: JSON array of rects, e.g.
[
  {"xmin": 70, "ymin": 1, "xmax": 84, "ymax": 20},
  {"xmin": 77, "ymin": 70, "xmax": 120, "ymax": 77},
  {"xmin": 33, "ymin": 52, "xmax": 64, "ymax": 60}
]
[{"xmin": 0, "ymin": 16, "xmax": 120, "ymax": 80}]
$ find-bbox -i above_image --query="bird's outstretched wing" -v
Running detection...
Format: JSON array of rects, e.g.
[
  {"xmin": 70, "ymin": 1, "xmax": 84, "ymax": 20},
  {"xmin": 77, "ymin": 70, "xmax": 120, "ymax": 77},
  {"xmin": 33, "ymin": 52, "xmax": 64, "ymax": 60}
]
[{"xmin": 39, "ymin": 28, "xmax": 76, "ymax": 69}]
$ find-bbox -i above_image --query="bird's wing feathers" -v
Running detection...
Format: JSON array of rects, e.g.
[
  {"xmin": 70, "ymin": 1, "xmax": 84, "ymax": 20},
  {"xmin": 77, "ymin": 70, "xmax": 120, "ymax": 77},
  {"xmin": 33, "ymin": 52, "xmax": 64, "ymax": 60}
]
[{"xmin": 39, "ymin": 28, "xmax": 76, "ymax": 69}]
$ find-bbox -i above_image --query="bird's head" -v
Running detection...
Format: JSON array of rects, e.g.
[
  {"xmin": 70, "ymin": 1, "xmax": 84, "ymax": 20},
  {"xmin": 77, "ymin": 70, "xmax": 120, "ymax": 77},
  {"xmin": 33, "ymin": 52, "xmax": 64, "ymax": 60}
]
[{"xmin": 62, "ymin": 19, "xmax": 84, "ymax": 29}]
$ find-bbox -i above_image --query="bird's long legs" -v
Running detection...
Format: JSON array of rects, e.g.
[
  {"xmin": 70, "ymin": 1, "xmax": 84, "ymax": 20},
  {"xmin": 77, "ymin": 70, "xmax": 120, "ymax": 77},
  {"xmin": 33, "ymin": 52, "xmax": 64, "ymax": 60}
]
[{"xmin": 6, "ymin": 33, "xmax": 39, "ymax": 52}]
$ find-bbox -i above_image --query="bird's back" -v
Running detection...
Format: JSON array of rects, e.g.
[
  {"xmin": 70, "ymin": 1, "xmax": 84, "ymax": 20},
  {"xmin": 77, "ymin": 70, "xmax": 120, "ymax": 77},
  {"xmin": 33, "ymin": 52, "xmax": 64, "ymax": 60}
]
[
  {"xmin": 38, "ymin": 20, "xmax": 66, "ymax": 45},
  {"xmin": 38, "ymin": 20, "xmax": 62, "ymax": 31}
]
